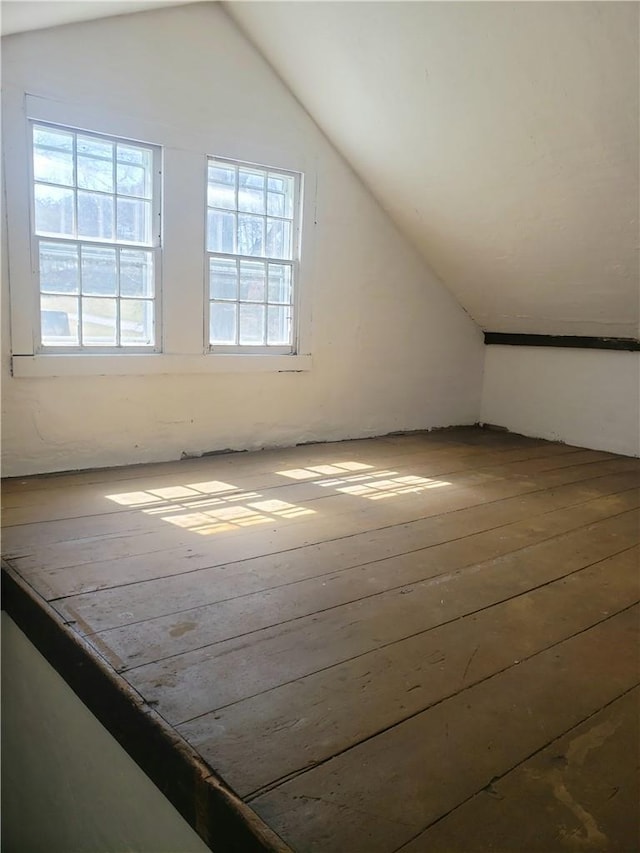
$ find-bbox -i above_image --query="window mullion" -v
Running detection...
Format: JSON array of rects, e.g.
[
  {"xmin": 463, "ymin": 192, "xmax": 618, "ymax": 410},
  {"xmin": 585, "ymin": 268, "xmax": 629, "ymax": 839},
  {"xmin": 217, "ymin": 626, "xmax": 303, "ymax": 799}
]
[
  {"xmin": 235, "ymin": 258, "xmax": 240, "ymax": 346},
  {"xmin": 116, "ymin": 246, "xmax": 121, "ymax": 347},
  {"xmin": 72, "ymin": 133, "xmax": 78, "ymax": 239},
  {"xmin": 78, "ymin": 277, "xmax": 84, "ymax": 347},
  {"xmin": 112, "ymin": 143, "xmax": 118, "ymax": 245}
]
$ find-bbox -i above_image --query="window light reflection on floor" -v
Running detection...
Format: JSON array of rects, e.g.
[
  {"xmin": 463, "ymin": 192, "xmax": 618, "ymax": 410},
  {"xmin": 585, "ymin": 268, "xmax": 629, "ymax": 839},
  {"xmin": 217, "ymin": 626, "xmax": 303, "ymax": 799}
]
[
  {"xmin": 105, "ymin": 461, "xmax": 452, "ymax": 535},
  {"xmin": 277, "ymin": 463, "xmax": 451, "ymax": 500},
  {"xmin": 105, "ymin": 480, "xmax": 315, "ymax": 535},
  {"xmin": 276, "ymin": 461, "xmax": 373, "ymax": 480}
]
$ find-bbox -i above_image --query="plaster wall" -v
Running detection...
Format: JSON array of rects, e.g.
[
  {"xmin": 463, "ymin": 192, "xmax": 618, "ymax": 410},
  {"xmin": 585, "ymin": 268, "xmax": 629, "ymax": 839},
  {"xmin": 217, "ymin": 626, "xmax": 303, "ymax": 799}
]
[
  {"xmin": 1, "ymin": 612, "xmax": 211, "ymax": 853},
  {"xmin": 481, "ymin": 346, "xmax": 640, "ymax": 457},
  {"xmin": 0, "ymin": 3, "xmax": 483, "ymax": 477}
]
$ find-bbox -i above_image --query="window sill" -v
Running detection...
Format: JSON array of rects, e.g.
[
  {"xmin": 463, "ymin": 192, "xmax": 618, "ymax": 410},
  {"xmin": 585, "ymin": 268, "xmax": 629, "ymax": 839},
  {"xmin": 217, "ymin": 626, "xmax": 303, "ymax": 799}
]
[{"xmin": 11, "ymin": 353, "xmax": 312, "ymax": 378}]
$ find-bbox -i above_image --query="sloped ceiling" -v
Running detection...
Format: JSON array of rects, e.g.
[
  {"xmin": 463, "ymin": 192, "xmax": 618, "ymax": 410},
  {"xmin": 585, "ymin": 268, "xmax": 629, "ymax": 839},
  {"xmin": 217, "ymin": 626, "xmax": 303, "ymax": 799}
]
[
  {"xmin": 3, "ymin": 1, "xmax": 638, "ymax": 337},
  {"xmin": 0, "ymin": 0, "xmax": 202, "ymax": 36},
  {"xmin": 226, "ymin": 1, "xmax": 639, "ymax": 337}
]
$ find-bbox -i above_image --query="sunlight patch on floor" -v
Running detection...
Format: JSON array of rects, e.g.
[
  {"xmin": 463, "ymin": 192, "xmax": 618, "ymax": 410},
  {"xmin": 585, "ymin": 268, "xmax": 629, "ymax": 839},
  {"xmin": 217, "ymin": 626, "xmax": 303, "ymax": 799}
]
[
  {"xmin": 279, "ymin": 464, "xmax": 451, "ymax": 501},
  {"xmin": 105, "ymin": 484, "xmax": 315, "ymax": 535},
  {"xmin": 104, "ymin": 459, "xmax": 452, "ymax": 535}
]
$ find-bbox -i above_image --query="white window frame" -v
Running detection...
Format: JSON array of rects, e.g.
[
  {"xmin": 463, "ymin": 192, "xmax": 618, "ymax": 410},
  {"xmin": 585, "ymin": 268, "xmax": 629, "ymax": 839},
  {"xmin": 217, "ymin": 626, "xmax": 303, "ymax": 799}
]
[
  {"xmin": 29, "ymin": 121, "xmax": 163, "ymax": 354},
  {"xmin": 5, "ymin": 93, "xmax": 313, "ymax": 377},
  {"xmin": 206, "ymin": 156, "xmax": 302, "ymax": 355}
]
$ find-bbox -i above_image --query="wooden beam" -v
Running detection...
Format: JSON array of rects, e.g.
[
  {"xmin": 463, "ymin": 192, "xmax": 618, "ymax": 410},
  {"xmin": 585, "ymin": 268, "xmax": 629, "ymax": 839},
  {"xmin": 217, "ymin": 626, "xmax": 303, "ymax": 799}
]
[{"xmin": 484, "ymin": 333, "xmax": 640, "ymax": 351}]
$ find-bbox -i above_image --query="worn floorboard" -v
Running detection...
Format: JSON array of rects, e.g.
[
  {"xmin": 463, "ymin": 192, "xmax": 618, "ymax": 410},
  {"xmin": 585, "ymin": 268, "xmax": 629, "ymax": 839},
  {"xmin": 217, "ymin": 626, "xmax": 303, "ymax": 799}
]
[
  {"xmin": 2, "ymin": 428, "xmax": 638, "ymax": 853},
  {"xmin": 399, "ymin": 686, "xmax": 640, "ymax": 853}
]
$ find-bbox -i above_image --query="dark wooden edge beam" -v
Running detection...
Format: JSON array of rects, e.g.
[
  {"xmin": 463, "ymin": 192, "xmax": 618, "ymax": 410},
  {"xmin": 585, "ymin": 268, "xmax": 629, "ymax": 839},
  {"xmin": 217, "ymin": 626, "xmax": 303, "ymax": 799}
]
[
  {"xmin": 484, "ymin": 333, "xmax": 640, "ymax": 352},
  {"xmin": 1, "ymin": 562, "xmax": 293, "ymax": 853}
]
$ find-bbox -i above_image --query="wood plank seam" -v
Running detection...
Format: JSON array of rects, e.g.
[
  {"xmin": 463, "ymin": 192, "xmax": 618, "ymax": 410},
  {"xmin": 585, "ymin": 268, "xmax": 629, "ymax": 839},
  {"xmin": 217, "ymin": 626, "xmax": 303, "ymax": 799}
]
[
  {"xmin": 36, "ymin": 467, "xmax": 640, "ymax": 599},
  {"xmin": 389, "ymin": 681, "xmax": 640, "ymax": 853},
  {"xmin": 2, "ymin": 441, "xmax": 589, "ymax": 521},
  {"xmin": 1, "ymin": 446, "xmax": 622, "ymax": 534},
  {"xmin": 172, "ymin": 539, "xmax": 639, "ymax": 727},
  {"xmin": 74, "ymin": 494, "xmax": 640, "ymax": 642},
  {"xmin": 112, "ymin": 507, "xmax": 640, "ymax": 678},
  {"xmin": 241, "ymin": 599, "xmax": 640, "ymax": 802}
]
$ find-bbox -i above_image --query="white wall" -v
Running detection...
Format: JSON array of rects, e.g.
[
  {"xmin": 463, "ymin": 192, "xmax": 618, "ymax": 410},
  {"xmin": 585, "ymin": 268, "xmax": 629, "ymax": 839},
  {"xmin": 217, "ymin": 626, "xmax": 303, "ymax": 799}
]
[
  {"xmin": 0, "ymin": 3, "xmax": 483, "ymax": 477},
  {"xmin": 1, "ymin": 612, "xmax": 211, "ymax": 853},
  {"xmin": 481, "ymin": 346, "xmax": 640, "ymax": 457}
]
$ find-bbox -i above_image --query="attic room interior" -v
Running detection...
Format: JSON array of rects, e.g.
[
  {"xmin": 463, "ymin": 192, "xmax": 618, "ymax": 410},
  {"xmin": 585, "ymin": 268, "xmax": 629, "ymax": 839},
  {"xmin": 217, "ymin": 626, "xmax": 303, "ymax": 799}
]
[{"xmin": 1, "ymin": 1, "xmax": 639, "ymax": 851}]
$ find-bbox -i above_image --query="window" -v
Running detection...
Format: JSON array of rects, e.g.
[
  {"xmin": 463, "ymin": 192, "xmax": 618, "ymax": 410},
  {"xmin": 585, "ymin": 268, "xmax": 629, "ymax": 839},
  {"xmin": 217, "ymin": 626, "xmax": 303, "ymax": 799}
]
[
  {"xmin": 31, "ymin": 123, "xmax": 161, "ymax": 350},
  {"xmin": 8, "ymin": 95, "xmax": 312, "ymax": 376},
  {"xmin": 206, "ymin": 158, "xmax": 300, "ymax": 353}
]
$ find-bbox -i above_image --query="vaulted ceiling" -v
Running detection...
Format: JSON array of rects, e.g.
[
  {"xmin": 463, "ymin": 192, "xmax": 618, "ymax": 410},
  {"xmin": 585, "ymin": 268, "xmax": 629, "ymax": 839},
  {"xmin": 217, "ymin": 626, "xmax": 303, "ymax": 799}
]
[{"xmin": 3, "ymin": 1, "xmax": 638, "ymax": 337}]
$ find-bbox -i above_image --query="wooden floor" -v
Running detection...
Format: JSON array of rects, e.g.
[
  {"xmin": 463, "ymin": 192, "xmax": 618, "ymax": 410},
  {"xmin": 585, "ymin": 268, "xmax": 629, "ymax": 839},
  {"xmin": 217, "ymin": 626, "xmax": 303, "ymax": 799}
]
[{"xmin": 2, "ymin": 427, "xmax": 639, "ymax": 852}]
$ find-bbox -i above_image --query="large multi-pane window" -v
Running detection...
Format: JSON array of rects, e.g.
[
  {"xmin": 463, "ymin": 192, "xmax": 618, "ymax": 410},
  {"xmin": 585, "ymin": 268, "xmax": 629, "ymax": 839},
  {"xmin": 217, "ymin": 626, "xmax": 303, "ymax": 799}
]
[
  {"xmin": 32, "ymin": 123, "xmax": 160, "ymax": 349},
  {"xmin": 206, "ymin": 158, "xmax": 300, "ymax": 352}
]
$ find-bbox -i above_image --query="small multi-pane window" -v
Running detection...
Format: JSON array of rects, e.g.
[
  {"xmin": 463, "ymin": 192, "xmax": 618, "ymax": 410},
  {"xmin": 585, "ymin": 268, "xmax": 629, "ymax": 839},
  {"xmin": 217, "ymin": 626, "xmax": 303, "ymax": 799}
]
[
  {"xmin": 31, "ymin": 123, "xmax": 160, "ymax": 349},
  {"xmin": 206, "ymin": 158, "xmax": 299, "ymax": 352}
]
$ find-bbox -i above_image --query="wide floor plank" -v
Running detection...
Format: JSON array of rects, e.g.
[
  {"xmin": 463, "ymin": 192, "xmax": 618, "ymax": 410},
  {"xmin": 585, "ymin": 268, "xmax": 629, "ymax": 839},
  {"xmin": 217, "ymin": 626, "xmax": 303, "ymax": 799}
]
[
  {"xmin": 54, "ymin": 469, "xmax": 640, "ymax": 633},
  {"xmin": 250, "ymin": 608, "xmax": 639, "ymax": 853},
  {"xmin": 398, "ymin": 687, "xmax": 639, "ymax": 853},
  {"xmin": 9, "ymin": 458, "xmax": 638, "ymax": 599},
  {"xmin": 90, "ymin": 498, "xmax": 638, "ymax": 675},
  {"xmin": 2, "ymin": 429, "xmax": 638, "ymax": 853},
  {"xmin": 177, "ymin": 545, "xmax": 640, "ymax": 797}
]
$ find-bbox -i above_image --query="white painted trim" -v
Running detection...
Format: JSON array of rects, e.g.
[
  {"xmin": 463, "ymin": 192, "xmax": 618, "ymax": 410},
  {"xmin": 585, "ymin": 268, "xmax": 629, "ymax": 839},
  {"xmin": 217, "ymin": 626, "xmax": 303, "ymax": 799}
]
[
  {"xmin": 6, "ymin": 88, "xmax": 37, "ymax": 355},
  {"xmin": 11, "ymin": 353, "xmax": 312, "ymax": 377},
  {"xmin": 5, "ymin": 91, "xmax": 315, "ymax": 366}
]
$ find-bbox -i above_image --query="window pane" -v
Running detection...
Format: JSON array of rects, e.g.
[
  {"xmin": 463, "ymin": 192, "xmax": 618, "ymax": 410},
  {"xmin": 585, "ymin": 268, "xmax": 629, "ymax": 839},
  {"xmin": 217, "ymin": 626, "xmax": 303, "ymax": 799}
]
[
  {"xmin": 266, "ymin": 218, "xmax": 292, "ymax": 260},
  {"xmin": 82, "ymin": 297, "xmax": 117, "ymax": 345},
  {"xmin": 39, "ymin": 242, "xmax": 79, "ymax": 294},
  {"xmin": 267, "ymin": 305, "xmax": 291, "ymax": 346},
  {"xmin": 209, "ymin": 164, "xmax": 235, "ymax": 186},
  {"xmin": 267, "ymin": 264, "xmax": 292, "ymax": 304},
  {"xmin": 238, "ymin": 214, "xmax": 264, "ymax": 257},
  {"xmin": 208, "ymin": 163, "xmax": 236, "ymax": 210},
  {"xmin": 78, "ymin": 155, "xmax": 114, "ymax": 193},
  {"xmin": 210, "ymin": 258, "xmax": 237, "ymax": 300},
  {"xmin": 41, "ymin": 295, "xmax": 79, "ymax": 346},
  {"xmin": 34, "ymin": 126, "xmax": 73, "ymax": 152},
  {"xmin": 81, "ymin": 246, "xmax": 117, "ymax": 295},
  {"xmin": 34, "ymin": 146, "xmax": 74, "ymax": 187},
  {"xmin": 78, "ymin": 190, "xmax": 114, "ymax": 240},
  {"xmin": 77, "ymin": 137, "xmax": 114, "ymax": 192},
  {"xmin": 208, "ymin": 210, "xmax": 236, "ymax": 253},
  {"xmin": 238, "ymin": 168, "xmax": 265, "ymax": 214},
  {"xmin": 267, "ymin": 174, "xmax": 294, "ymax": 218},
  {"xmin": 117, "ymin": 197, "xmax": 152, "ymax": 243},
  {"xmin": 121, "ymin": 299, "xmax": 154, "ymax": 346},
  {"xmin": 117, "ymin": 145, "xmax": 153, "ymax": 198},
  {"xmin": 120, "ymin": 250, "xmax": 154, "ymax": 297},
  {"xmin": 239, "ymin": 260, "xmax": 265, "ymax": 302},
  {"xmin": 34, "ymin": 184, "xmax": 75, "ymax": 237},
  {"xmin": 210, "ymin": 302, "xmax": 237, "ymax": 345},
  {"xmin": 239, "ymin": 303, "xmax": 265, "ymax": 345},
  {"xmin": 33, "ymin": 127, "xmax": 74, "ymax": 186},
  {"xmin": 117, "ymin": 163, "xmax": 149, "ymax": 199},
  {"xmin": 78, "ymin": 135, "xmax": 113, "ymax": 158},
  {"xmin": 117, "ymin": 144, "xmax": 150, "ymax": 167}
]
